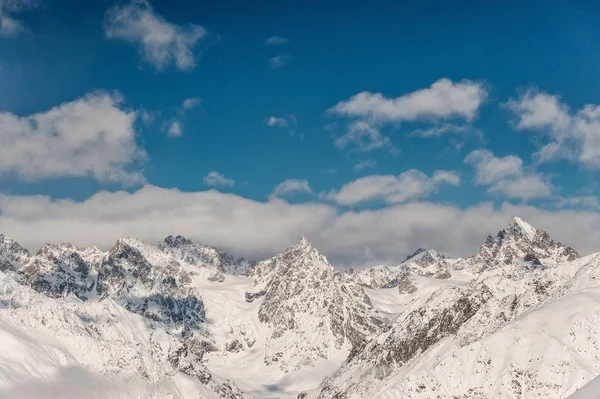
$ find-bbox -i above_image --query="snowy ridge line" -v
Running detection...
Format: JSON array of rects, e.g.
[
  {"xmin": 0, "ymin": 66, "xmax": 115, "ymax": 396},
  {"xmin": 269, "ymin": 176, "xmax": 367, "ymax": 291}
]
[{"xmin": 1, "ymin": 217, "xmax": 599, "ymax": 399}]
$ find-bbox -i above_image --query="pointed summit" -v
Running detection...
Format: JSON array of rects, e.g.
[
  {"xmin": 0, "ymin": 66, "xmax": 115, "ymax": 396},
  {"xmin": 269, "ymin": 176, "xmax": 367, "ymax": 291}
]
[
  {"xmin": 507, "ymin": 216, "xmax": 537, "ymax": 241},
  {"xmin": 454, "ymin": 216, "xmax": 579, "ymax": 272},
  {"xmin": 294, "ymin": 234, "xmax": 313, "ymax": 250}
]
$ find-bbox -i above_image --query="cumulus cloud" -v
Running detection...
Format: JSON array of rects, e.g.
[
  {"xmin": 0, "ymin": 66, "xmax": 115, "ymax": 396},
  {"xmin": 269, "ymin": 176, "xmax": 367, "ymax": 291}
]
[
  {"xmin": 265, "ymin": 36, "xmax": 288, "ymax": 45},
  {"xmin": 203, "ymin": 171, "xmax": 234, "ymax": 187},
  {"xmin": 104, "ymin": 0, "xmax": 209, "ymax": 71},
  {"xmin": 0, "ymin": 91, "xmax": 145, "ymax": 185},
  {"xmin": 464, "ymin": 149, "xmax": 552, "ymax": 200},
  {"xmin": 329, "ymin": 78, "xmax": 487, "ymax": 124},
  {"xmin": 1, "ymin": 186, "xmax": 599, "ymax": 268},
  {"xmin": 269, "ymin": 54, "xmax": 292, "ymax": 69},
  {"xmin": 324, "ymin": 169, "xmax": 460, "ymax": 206},
  {"xmin": 334, "ymin": 120, "xmax": 395, "ymax": 153},
  {"xmin": 505, "ymin": 89, "xmax": 600, "ymax": 169},
  {"xmin": 0, "ymin": 0, "xmax": 38, "ymax": 36},
  {"xmin": 270, "ymin": 179, "xmax": 312, "ymax": 198}
]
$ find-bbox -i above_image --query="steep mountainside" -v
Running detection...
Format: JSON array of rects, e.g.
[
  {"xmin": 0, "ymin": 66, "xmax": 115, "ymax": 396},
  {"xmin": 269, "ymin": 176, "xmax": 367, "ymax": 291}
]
[
  {"xmin": 308, "ymin": 220, "xmax": 596, "ymax": 399},
  {"xmin": 249, "ymin": 236, "xmax": 388, "ymax": 373}
]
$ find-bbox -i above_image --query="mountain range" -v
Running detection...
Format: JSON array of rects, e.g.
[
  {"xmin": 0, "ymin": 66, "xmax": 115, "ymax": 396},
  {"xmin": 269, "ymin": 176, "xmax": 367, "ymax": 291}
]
[{"xmin": 0, "ymin": 217, "xmax": 598, "ymax": 398}]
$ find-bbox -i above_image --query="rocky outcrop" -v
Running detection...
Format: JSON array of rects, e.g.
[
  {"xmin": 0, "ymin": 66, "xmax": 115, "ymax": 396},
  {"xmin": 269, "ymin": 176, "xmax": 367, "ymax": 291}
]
[{"xmin": 160, "ymin": 235, "xmax": 256, "ymax": 275}]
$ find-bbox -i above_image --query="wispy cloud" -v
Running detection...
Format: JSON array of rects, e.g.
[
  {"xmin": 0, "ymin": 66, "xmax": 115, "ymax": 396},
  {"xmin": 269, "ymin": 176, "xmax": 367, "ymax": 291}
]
[
  {"xmin": 266, "ymin": 116, "xmax": 288, "ymax": 128},
  {"xmin": 353, "ymin": 160, "xmax": 377, "ymax": 171},
  {"xmin": 269, "ymin": 54, "xmax": 292, "ymax": 69},
  {"xmin": 265, "ymin": 36, "xmax": 288, "ymax": 46},
  {"xmin": 167, "ymin": 120, "xmax": 182, "ymax": 137},
  {"xmin": 104, "ymin": 0, "xmax": 209, "ymax": 71},
  {"xmin": 0, "ymin": 0, "xmax": 39, "ymax": 36},
  {"xmin": 334, "ymin": 121, "xmax": 396, "ymax": 153},
  {"xmin": 182, "ymin": 97, "xmax": 201, "ymax": 110}
]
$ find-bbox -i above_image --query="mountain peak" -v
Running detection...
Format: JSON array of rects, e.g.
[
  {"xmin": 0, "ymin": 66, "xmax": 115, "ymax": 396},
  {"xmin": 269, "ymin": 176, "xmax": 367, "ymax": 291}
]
[
  {"xmin": 293, "ymin": 234, "xmax": 314, "ymax": 251},
  {"xmin": 507, "ymin": 216, "xmax": 537, "ymax": 240}
]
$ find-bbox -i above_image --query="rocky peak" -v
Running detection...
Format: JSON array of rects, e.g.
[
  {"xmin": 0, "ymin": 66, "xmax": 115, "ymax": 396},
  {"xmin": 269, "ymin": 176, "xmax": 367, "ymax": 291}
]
[
  {"xmin": 249, "ymin": 238, "xmax": 387, "ymax": 372},
  {"xmin": 19, "ymin": 242, "xmax": 98, "ymax": 301},
  {"xmin": 507, "ymin": 216, "xmax": 537, "ymax": 240},
  {"xmin": 160, "ymin": 235, "xmax": 255, "ymax": 276},
  {"xmin": 455, "ymin": 216, "xmax": 579, "ymax": 273},
  {"xmin": 0, "ymin": 233, "xmax": 30, "ymax": 272}
]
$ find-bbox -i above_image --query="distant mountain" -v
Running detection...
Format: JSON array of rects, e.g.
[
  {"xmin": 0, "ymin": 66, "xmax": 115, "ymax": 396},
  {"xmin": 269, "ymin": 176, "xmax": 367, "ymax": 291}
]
[
  {"xmin": 307, "ymin": 218, "xmax": 597, "ymax": 399},
  {"xmin": 454, "ymin": 216, "xmax": 579, "ymax": 273}
]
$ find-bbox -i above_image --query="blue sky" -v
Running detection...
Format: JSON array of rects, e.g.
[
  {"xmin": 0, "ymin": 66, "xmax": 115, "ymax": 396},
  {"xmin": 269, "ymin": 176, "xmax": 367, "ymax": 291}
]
[{"xmin": 1, "ymin": 0, "xmax": 600, "ymax": 266}]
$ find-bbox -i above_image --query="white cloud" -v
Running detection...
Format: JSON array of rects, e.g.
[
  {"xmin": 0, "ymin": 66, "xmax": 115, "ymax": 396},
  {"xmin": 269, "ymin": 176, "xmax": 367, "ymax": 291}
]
[
  {"xmin": 2, "ymin": 186, "xmax": 599, "ymax": 268},
  {"xmin": 464, "ymin": 149, "xmax": 552, "ymax": 200},
  {"xmin": 555, "ymin": 196, "xmax": 600, "ymax": 211},
  {"xmin": 265, "ymin": 36, "xmax": 288, "ymax": 45},
  {"xmin": 353, "ymin": 160, "xmax": 376, "ymax": 171},
  {"xmin": 269, "ymin": 54, "xmax": 292, "ymax": 69},
  {"xmin": 0, "ymin": 0, "xmax": 37, "ymax": 36},
  {"xmin": 335, "ymin": 120, "xmax": 395, "ymax": 153},
  {"xmin": 139, "ymin": 109, "xmax": 159, "ymax": 126},
  {"xmin": 203, "ymin": 171, "xmax": 234, "ymax": 187},
  {"xmin": 182, "ymin": 97, "xmax": 201, "ymax": 110},
  {"xmin": 167, "ymin": 120, "xmax": 182, "ymax": 137},
  {"xmin": 329, "ymin": 78, "xmax": 487, "ymax": 123},
  {"xmin": 506, "ymin": 89, "xmax": 600, "ymax": 169},
  {"xmin": 0, "ymin": 91, "xmax": 145, "ymax": 185},
  {"xmin": 324, "ymin": 169, "xmax": 460, "ymax": 206},
  {"xmin": 104, "ymin": 0, "xmax": 208, "ymax": 71},
  {"xmin": 270, "ymin": 179, "xmax": 312, "ymax": 198},
  {"xmin": 266, "ymin": 116, "xmax": 288, "ymax": 128}
]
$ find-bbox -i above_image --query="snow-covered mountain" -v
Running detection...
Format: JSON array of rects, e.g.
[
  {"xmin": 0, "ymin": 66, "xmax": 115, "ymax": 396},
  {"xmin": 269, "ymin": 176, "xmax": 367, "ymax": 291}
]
[
  {"xmin": 249, "ymin": 236, "xmax": 388, "ymax": 373},
  {"xmin": 454, "ymin": 216, "xmax": 579, "ymax": 273},
  {"xmin": 1, "ymin": 217, "xmax": 600, "ymax": 399},
  {"xmin": 307, "ymin": 219, "xmax": 600, "ymax": 399}
]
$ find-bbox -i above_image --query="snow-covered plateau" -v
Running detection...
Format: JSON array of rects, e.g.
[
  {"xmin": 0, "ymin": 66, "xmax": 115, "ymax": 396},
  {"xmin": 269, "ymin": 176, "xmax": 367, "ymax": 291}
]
[{"xmin": 1, "ymin": 217, "xmax": 600, "ymax": 398}]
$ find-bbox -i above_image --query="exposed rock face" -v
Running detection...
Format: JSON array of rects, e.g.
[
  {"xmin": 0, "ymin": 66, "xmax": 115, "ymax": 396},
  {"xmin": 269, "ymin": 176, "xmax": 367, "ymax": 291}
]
[
  {"xmin": 402, "ymin": 248, "xmax": 453, "ymax": 279},
  {"xmin": 0, "ymin": 233, "xmax": 30, "ymax": 272},
  {"xmin": 252, "ymin": 236, "xmax": 388, "ymax": 372},
  {"xmin": 97, "ymin": 238, "xmax": 207, "ymax": 338},
  {"xmin": 344, "ymin": 265, "xmax": 399, "ymax": 289},
  {"xmin": 455, "ymin": 217, "xmax": 579, "ymax": 273},
  {"xmin": 397, "ymin": 271, "xmax": 418, "ymax": 294},
  {"xmin": 160, "ymin": 235, "xmax": 256, "ymax": 275},
  {"xmin": 19, "ymin": 243, "xmax": 101, "ymax": 301}
]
